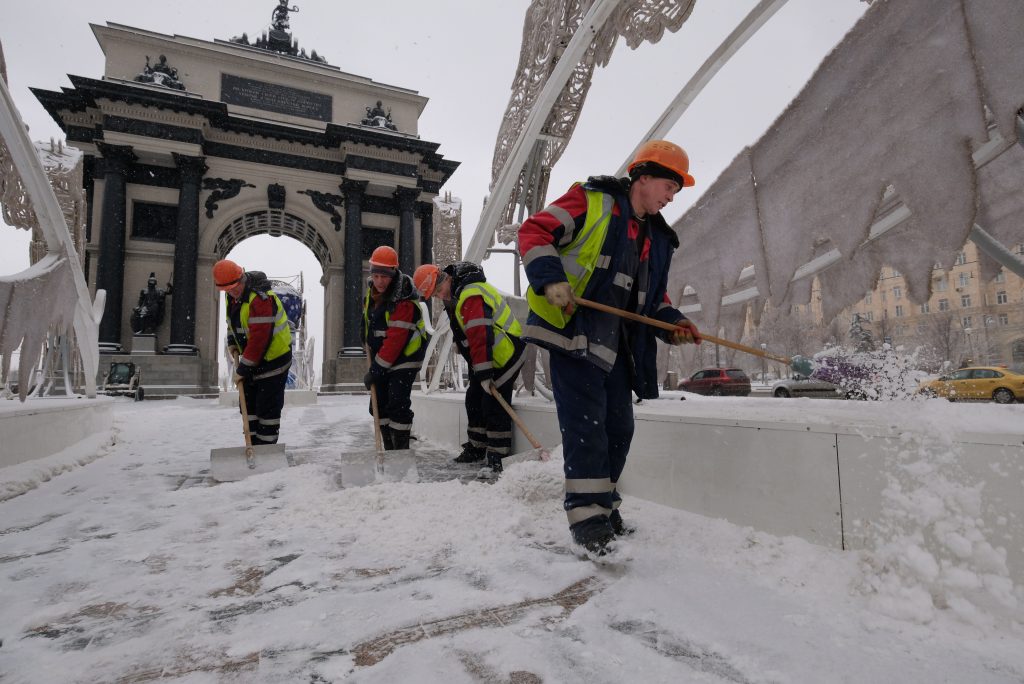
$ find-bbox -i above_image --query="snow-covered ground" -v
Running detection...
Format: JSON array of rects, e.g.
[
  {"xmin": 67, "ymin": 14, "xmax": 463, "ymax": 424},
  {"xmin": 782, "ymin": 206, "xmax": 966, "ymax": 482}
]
[{"xmin": 1, "ymin": 395, "xmax": 1023, "ymax": 683}]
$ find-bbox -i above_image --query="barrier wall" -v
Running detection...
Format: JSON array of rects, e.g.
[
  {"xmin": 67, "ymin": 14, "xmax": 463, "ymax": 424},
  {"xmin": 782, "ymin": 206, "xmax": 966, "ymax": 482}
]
[
  {"xmin": 0, "ymin": 397, "xmax": 114, "ymax": 468},
  {"xmin": 412, "ymin": 391, "xmax": 1024, "ymax": 585}
]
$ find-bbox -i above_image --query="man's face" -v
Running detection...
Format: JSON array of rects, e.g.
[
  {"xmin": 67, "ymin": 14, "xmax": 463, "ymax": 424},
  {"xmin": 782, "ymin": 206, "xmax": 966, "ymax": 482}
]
[
  {"xmin": 631, "ymin": 175, "xmax": 681, "ymax": 218},
  {"xmin": 434, "ymin": 275, "xmax": 452, "ymax": 301},
  {"xmin": 371, "ymin": 273, "xmax": 393, "ymax": 293},
  {"xmin": 225, "ymin": 279, "xmax": 245, "ymax": 300}
]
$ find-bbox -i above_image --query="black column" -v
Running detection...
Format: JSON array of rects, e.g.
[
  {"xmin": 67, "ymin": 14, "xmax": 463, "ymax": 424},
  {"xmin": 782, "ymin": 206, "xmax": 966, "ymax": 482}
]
[
  {"xmin": 417, "ymin": 201, "xmax": 434, "ymax": 266},
  {"xmin": 95, "ymin": 143, "xmax": 136, "ymax": 351},
  {"xmin": 341, "ymin": 178, "xmax": 369, "ymax": 352},
  {"xmin": 167, "ymin": 153, "xmax": 208, "ymax": 353},
  {"xmin": 394, "ymin": 186, "xmax": 419, "ymax": 275}
]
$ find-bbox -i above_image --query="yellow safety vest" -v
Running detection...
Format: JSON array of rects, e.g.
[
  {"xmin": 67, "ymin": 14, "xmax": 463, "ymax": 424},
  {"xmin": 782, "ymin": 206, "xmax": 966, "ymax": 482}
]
[
  {"xmin": 455, "ymin": 281, "xmax": 522, "ymax": 370},
  {"xmin": 226, "ymin": 290, "xmax": 292, "ymax": 361},
  {"xmin": 362, "ymin": 288, "xmax": 426, "ymax": 358},
  {"xmin": 526, "ymin": 187, "xmax": 614, "ymax": 328}
]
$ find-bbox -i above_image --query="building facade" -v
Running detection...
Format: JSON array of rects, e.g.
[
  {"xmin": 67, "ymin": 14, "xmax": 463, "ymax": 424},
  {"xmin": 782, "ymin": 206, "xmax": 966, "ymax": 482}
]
[{"xmin": 32, "ymin": 14, "xmax": 458, "ymax": 393}]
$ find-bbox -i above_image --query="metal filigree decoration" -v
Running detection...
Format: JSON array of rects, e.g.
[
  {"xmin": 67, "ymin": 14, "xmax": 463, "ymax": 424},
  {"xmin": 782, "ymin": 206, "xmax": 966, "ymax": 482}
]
[
  {"xmin": 298, "ymin": 189, "xmax": 344, "ymax": 231},
  {"xmin": 202, "ymin": 178, "xmax": 256, "ymax": 219},
  {"xmin": 488, "ymin": 0, "xmax": 695, "ymax": 240},
  {"xmin": 432, "ymin": 193, "xmax": 463, "ymax": 268}
]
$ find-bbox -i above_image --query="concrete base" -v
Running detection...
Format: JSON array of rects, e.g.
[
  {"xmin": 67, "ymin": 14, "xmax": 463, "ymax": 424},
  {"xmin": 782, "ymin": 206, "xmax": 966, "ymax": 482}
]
[
  {"xmin": 0, "ymin": 396, "xmax": 114, "ymax": 468},
  {"xmin": 218, "ymin": 389, "xmax": 318, "ymax": 407},
  {"xmin": 321, "ymin": 355, "xmax": 371, "ymax": 393},
  {"xmin": 96, "ymin": 354, "xmax": 218, "ymax": 398},
  {"xmin": 130, "ymin": 334, "xmax": 157, "ymax": 355},
  {"xmin": 412, "ymin": 391, "xmax": 1024, "ymax": 586}
]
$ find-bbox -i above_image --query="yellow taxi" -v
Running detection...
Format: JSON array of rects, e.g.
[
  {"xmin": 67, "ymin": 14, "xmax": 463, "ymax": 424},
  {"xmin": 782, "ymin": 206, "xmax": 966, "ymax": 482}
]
[{"xmin": 916, "ymin": 366, "xmax": 1024, "ymax": 403}]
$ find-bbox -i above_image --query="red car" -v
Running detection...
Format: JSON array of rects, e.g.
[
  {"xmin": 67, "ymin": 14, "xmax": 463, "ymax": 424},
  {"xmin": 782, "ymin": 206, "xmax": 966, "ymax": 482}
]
[{"xmin": 678, "ymin": 368, "xmax": 752, "ymax": 396}]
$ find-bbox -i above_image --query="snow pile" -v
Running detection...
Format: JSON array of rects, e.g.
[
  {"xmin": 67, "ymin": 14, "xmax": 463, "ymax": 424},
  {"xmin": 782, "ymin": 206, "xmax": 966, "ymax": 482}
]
[
  {"xmin": 811, "ymin": 344, "xmax": 928, "ymax": 400},
  {"xmin": 857, "ymin": 416, "xmax": 1024, "ymax": 631},
  {"xmin": 0, "ymin": 428, "xmax": 113, "ymax": 501}
]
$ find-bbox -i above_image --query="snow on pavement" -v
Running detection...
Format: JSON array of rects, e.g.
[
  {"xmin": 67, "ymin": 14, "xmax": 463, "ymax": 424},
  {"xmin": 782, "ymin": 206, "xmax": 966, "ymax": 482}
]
[{"xmin": 1, "ymin": 395, "xmax": 1023, "ymax": 683}]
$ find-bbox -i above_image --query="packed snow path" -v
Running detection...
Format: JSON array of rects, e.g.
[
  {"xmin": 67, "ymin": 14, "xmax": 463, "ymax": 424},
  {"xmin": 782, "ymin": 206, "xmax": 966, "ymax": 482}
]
[{"xmin": 1, "ymin": 396, "xmax": 1023, "ymax": 683}]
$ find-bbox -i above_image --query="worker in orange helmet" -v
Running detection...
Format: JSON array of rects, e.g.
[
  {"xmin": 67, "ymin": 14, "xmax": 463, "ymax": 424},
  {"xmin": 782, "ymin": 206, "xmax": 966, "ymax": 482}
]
[
  {"xmin": 517, "ymin": 140, "xmax": 702, "ymax": 555},
  {"xmin": 213, "ymin": 259, "xmax": 293, "ymax": 445},
  {"xmin": 361, "ymin": 245, "xmax": 427, "ymax": 450},
  {"xmin": 414, "ymin": 261, "xmax": 526, "ymax": 474}
]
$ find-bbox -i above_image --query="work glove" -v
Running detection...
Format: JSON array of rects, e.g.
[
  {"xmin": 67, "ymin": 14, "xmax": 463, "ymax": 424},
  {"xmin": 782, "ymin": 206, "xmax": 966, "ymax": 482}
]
[
  {"xmin": 669, "ymin": 320, "xmax": 703, "ymax": 345},
  {"xmin": 544, "ymin": 281, "xmax": 575, "ymax": 314},
  {"xmin": 363, "ymin": 363, "xmax": 385, "ymax": 390},
  {"xmin": 234, "ymin": 363, "xmax": 253, "ymax": 386}
]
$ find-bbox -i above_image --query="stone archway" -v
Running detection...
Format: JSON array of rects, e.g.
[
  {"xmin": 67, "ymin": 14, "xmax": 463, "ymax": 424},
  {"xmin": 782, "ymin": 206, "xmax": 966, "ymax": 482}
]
[{"xmin": 205, "ymin": 208, "xmax": 344, "ymax": 390}]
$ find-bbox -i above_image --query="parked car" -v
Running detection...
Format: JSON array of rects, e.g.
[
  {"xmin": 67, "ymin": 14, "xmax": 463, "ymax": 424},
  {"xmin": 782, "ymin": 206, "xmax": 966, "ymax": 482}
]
[
  {"xmin": 916, "ymin": 366, "xmax": 1024, "ymax": 403},
  {"xmin": 771, "ymin": 374, "xmax": 843, "ymax": 399},
  {"xmin": 678, "ymin": 368, "xmax": 751, "ymax": 396}
]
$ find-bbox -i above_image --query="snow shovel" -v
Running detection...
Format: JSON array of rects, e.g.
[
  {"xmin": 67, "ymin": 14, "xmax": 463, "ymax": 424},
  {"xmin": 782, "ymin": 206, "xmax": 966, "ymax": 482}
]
[
  {"xmin": 574, "ymin": 297, "xmax": 814, "ymax": 376},
  {"xmin": 335, "ymin": 380, "xmax": 418, "ymax": 488},
  {"xmin": 488, "ymin": 385, "xmax": 552, "ymax": 465},
  {"xmin": 210, "ymin": 378, "xmax": 289, "ymax": 482}
]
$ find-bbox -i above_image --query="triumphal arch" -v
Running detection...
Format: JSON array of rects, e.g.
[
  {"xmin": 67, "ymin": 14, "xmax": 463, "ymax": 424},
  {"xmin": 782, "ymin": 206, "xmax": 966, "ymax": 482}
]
[{"xmin": 32, "ymin": 3, "xmax": 458, "ymax": 394}]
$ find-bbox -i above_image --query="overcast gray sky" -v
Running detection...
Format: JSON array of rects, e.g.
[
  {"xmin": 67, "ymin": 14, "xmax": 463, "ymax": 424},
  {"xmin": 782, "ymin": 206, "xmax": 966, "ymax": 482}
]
[{"xmin": 0, "ymin": 0, "xmax": 867, "ymax": 374}]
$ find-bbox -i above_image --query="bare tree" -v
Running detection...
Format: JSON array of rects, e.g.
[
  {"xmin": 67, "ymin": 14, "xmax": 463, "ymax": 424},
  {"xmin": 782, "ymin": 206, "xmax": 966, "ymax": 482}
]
[{"xmin": 913, "ymin": 312, "xmax": 964, "ymax": 371}]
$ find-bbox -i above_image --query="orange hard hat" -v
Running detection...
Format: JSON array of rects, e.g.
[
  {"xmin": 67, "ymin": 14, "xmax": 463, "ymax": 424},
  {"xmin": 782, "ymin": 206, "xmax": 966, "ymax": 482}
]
[
  {"xmin": 369, "ymin": 245, "xmax": 399, "ymax": 269},
  {"xmin": 212, "ymin": 259, "xmax": 244, "ymax": 290},
  {"xmin": 413, "ymin": 264, "xmax": 441, "ymax": 298},
  {"xmin": 628, "ymin": 140, "xmax": 695, "ymax": 188}
]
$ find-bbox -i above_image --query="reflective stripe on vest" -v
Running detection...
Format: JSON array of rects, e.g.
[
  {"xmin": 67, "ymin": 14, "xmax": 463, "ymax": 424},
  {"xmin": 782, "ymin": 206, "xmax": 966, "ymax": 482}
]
[
  {"xmin": 225, "ymin": 290, "xmax": 292, "ymax": 361},
  {"xmin": 455, "ymin": 281, "xmax": 522, "ymax": 369},
  {"xmin": 363, "ymin": 288, "xmax": 426, "ymax": 357},
  {"xmin": 526, "ymin": 188, "xmax": 614, "ymax": 328}
]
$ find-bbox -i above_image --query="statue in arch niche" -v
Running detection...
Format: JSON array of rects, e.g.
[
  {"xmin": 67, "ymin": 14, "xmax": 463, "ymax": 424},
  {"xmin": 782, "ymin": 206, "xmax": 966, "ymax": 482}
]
[{"xmin": 130, "ymin": 273, "xmax": 173, "ymax": 335}]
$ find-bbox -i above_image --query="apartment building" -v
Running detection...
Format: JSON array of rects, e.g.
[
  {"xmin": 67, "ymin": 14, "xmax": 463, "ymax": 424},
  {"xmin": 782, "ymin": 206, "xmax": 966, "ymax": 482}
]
[{"xmin": 841, "ymin": 241, "xmax": 1024, "ymax": 367}]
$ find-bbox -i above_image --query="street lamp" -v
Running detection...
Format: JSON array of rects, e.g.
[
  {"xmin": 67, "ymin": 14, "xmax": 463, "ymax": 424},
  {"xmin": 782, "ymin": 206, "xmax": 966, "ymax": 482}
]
[
  {"xmin": 760, "ymin": 343, "xmax": 767, "ymax": 382},
  {"xmin": 964, "ymin": 327, "xmax": 974, "ymax": 365},
  {"xmin": 983, "ymin": 315, "xmax": 994, "ymax": 364}
]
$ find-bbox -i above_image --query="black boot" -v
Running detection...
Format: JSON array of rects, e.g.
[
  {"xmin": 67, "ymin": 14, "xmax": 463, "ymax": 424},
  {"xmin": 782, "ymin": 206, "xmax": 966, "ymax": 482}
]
[
  {"xmin": 486, "ymin": 452, "xmax": 504, "ymax": 474},
  {"xmin": 609, "ymin": 509, "xmax": 635, "ymax": 536},
  {"xmin": 570, "ymin": 515, "xmax": 615, "ymax": 555},
  {"xmin": 391, "ymin": 429, "xmax": 411, "ymax": 450},
  {"xmin": 453, "ymin": 442, "xmax": 486, "ymax": 463},
  {"xmin": 380, "ymin": 425, "xmax": 395, "ymax": 451}
]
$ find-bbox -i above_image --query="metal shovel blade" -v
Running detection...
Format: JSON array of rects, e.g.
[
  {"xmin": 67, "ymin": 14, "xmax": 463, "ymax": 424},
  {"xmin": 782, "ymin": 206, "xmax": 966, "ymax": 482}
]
[
  {"xmin": 335, "ymin": 449, "xmax": 418, "ymax": 488},
  {"xmin": 210, "ymin": 444, "xmax": 289, "ymax": 482}
]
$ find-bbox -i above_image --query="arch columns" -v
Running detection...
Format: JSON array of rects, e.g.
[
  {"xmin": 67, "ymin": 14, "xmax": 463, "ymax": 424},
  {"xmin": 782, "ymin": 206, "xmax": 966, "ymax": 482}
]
[
  {"xmin": 95, "ymin": 142, "xmax": 136, "ymax": 351},
  {"xmin": 341, "ymin": 178, "xmax": 369, "ymax": 353},
  {"xmin": 394, "ymin": 186, "xmax": 419, "ymax": 274},
  {"xmin": 167, "ymin": 153, "xmax": 208, "ymax": 353}
]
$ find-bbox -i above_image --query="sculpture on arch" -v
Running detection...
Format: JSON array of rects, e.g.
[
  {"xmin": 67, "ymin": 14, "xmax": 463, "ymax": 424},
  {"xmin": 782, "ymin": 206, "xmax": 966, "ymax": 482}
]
[{"xmin": 361, "ymin": 100, "xmax": 397, "ymax": 131}]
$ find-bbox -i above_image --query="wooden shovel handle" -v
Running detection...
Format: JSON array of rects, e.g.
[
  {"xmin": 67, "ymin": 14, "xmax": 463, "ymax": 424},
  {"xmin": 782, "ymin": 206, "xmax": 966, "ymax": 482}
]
[
  {"xmin": 574, "ymin": 297, "xmax": 792, "ymax": 365},
  {"xmin": 489, "ymin": 385, "xmax": 543, "ymax": 451}
]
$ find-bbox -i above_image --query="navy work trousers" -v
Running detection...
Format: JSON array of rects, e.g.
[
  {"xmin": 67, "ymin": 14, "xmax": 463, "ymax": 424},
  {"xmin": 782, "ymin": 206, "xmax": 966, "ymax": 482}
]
[
  {"xmin": 549, "ymin": 350, "xmax": 634, "ymax": 526},
  {"xmin": 241, "ymin": 370, "xmax": 288, "ymax": 445}
]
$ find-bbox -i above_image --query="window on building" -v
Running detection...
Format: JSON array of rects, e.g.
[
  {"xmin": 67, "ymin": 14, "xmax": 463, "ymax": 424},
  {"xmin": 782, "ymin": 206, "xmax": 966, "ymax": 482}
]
[
  {"xmin": 895, "ymin": 325, "xmax": 906, "ymax": 336},
  {"xmin": 881, "ymin": 290, "xmax": 887, "ymax": 302},
  {"xmin": 999, "ymin": 313, "xmax": 1009, "ymax": 325},
  {"xmin": 955, "ymin": 251, "xmax": 967, "ymax": 265},
  {"xmin": 962, "ymin": 316, "xmax": 972, "ymax": 329},
  {"xmin": 920, "ymin": 302, "xmax": 930, "ymax": 314},
  {"xmin": 961, "ymin": 294, "xmax": 972, "ymax": 307},
  {"xmin": 893, "ymin": 286, "xmax": 902, "ymax": 300},
  {"xmin": 997, "ymin": 291, "xmax": 1008, "ymax": 304},
  {"xmin": 891, "ymin": 268, "xmax": 901, "ymax": 277},
  {"xmin": 895, "ymin": 305, "xmax": 904, "ymax": 317},
  {"xmin": 995, "ymin": 272, "xmax": 1006, "ymax": 283},
  {"xmin": 939, "ymin": 299, "xmax": 950, "ymax": 311},
  {"xmin": 866, "ymin": 311, "xmax": 874, "ymax": 322},
  {"xmin": 1015, "ymin": 244, "xmax": 1024, "ymax": 256},
  {"xmin": 958, "ymin": 272, "xmax": 970, "ymax": 288},
  {"xmin": 864, "ymin": 292, "xmax": 872, "ymax": 304},
  {"xmin": 935, "ymin": 277, "xmax": 948, "ymax": 291}
]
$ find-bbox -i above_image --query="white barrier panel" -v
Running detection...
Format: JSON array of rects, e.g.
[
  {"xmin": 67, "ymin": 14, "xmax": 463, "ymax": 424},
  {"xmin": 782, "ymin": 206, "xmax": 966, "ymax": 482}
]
[
  {"xmin": 412, "ymin": 391, "xmax": 1024, "ymax": 585},
  {"xmin": 0, "ymin": 396, "xmax": 114, "ymax": 468}
]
